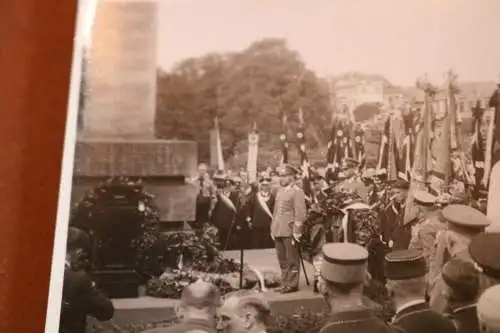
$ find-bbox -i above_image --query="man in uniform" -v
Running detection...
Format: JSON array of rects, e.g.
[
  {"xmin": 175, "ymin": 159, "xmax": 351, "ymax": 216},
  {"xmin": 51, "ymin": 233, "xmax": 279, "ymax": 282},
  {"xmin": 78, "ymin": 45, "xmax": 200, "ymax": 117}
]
[
  {"xmin": 441, "ymin": 258, "xmax": 480, "ymax": 333},
  {"xmin": 384, "ymin": 249, "xmax": 456, "ymax": 333},
  {"xmin": 243, "ymin": 175, "xmax": 275, "ymax": 249},
  {"xmin": 429, "ymin": 205, "xmax": 491, "ymax": 312},
  {"xmin": 477, "ymin": 285, "xmax": 500, "ymax": 333},
  {"xmin": 271, "ymin": 164, "xmax": 307, "ymax": 294},
  {"xmin": 468, "ymin": 232, "xmax": 500, "ymax": 293},
  {"xmin": 379, "ymin": 179, "xmax": 410, "ymax": 250},
  {"xmin": 142, "ymin": 280, "xmax": 220, "ymax": 333},
  {"xmin": 318, "ymin": 243, "xmax": 397, "ymax": 333},
  {"xmin": 216, "ymin": 290, "xmax": 272, "ymax": 333}
]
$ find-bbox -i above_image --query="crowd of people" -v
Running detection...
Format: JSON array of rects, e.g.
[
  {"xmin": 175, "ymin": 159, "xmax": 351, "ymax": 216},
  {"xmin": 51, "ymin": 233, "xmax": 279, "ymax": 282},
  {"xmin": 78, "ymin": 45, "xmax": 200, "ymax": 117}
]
[{"xmin": 59, "ymin": 158, "xmax": 500, "ymax": 333}]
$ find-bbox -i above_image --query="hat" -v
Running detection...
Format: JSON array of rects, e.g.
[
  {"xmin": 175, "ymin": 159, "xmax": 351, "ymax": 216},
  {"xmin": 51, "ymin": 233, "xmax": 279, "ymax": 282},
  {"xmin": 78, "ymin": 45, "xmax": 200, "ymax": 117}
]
[
  {"xmin": 384, "ymin": 249, "xmax": 427, "ymax": 280},
  {"xmin": 278, "ymin": 164, "xmax": 300, "ymax": 176},
  {"xmin": 389, "ymin": 179, "xmax": 410, "ymax": 190},
  {"xmin": 413, "ymin": 190, "xmax": 437, "ymax": 206},
  {"xmin": 442, "ymin": 204, "xmax": 491, "ymax": 229},
  {"xmin": 441, "ymin": 258, "xmax": 479, "ymax": 300},
  {"xmin": 259, "ymin": 175, "xmax": 271, "ymax": 184},
  {"xmin": 469, "ymin": 232, "xmax": 500, "ymax": 278},
  {"xmin": 362, "ymin": 168, "xmax": 376, "ymax": 179},
  {"xmin": 321, "ymin": 243, "xmax": 368, "ymax": 284},
  {"xmin": 477, "ymin": 285, "xmax": 500, "ymax": 331}
]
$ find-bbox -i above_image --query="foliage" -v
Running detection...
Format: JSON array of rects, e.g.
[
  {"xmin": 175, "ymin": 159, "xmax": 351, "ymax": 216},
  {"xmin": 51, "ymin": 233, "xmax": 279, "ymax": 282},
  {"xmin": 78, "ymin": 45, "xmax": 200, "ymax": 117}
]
[
  {"xmin": 353, "ymin": 102, "xmax": 383, "ymax": 122},
  {"xmin": 70, "ymin": 177, "xmax": 164, "ymax": 278},
  {"xmin": 156, "ymin": 38, "xmax": 333, "ymax": 162}
]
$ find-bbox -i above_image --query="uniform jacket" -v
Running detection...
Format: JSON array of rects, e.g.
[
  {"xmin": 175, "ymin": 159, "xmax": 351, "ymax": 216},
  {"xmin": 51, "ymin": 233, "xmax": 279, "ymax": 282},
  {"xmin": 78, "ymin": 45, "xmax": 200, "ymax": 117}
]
[
  {"xmin": 391, "ymin": 301, "xmax": 456, "ymax": 333},
  {"xmin": 445, "ymin": 304, "xmax": 479, "ymax": 333},
  {"xmin": 191, "ymin": 176, "xmax": 217, "ymax": 200},
  {"xmin": 319, "ymin": 308, "xmax": 399, "ymax": 333},
  {"xmin": 141, "ymin": 318, "xmax": 217, "ymax": 333},
  {"xmin": 271, "ymin": 184, "xmax": 307, "ymax": 238},
  {"xmin": 59, "ymin": 269, "xmax": 114, "ymax": 333}
]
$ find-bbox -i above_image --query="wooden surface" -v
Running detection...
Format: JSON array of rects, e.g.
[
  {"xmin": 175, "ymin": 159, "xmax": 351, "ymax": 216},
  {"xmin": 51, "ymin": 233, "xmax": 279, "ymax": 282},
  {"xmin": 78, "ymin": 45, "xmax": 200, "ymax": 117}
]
[{"xmin": 0, "ymin": 0, "xmax": 76, "ymax": 332}]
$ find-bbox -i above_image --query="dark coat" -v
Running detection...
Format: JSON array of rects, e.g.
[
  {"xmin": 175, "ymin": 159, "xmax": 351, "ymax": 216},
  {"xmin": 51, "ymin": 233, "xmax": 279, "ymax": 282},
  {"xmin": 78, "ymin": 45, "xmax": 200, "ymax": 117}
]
[
  {"xmin": 211, "ymin": 190, "xmax": 241, "ymax": 249},
  {"xmin": 445, "ymin": 304, "xmax": 479, "ymax": 333},
  {"xmin": 242, "ymin": 191, "xmax": 275, "ymax": 249},
  {"xmin": 391, "ymin": 302, "xmax": 457, "ymax": 333},
  {"xmin": 59, "ymin": 269, "xmax": 114, "ymax": 333},
  {"xmin": 319, "ymin": 308, "xmax": 400, "ymax": 333}
]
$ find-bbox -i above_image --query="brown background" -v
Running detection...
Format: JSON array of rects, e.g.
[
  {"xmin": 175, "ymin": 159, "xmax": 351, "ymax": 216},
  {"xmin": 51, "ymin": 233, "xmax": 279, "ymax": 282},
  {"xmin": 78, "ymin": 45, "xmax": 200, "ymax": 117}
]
[{"xmin": 0, "ymin": 0, "xmax": 77, "ymax": 332}]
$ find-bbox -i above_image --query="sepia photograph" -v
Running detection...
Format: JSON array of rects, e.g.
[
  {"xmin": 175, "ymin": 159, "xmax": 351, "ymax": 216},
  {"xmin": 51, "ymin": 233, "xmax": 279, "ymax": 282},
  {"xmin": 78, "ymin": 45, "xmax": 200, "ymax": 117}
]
[{"xmin": 47, "ymin": 0, "xmax": 500, "ymax": 332}]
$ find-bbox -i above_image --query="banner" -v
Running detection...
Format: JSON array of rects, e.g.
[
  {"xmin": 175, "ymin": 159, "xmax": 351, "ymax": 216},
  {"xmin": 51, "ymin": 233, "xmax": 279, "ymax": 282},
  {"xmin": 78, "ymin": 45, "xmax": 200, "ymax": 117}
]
[
  {"xmin": 209, "ymin": 117, "xmax": 225, "ymax": 171},
  {"xmin": 247, "ymin": 123, "xmax": 259, "ymax": 183}
]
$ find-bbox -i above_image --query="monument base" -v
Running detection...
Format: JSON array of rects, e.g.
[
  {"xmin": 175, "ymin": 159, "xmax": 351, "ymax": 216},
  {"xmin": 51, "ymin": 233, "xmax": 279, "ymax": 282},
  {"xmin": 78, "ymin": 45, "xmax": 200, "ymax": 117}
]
[{"xmin": 93, "ymin": 270, "xmax": 142, "ymax": 299}]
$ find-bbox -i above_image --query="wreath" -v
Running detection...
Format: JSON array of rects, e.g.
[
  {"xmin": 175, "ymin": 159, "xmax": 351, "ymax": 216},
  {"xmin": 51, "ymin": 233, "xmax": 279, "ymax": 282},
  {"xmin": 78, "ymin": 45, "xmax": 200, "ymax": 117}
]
[{"xmin": 69, "ymin": 177, "xmax": 164, "ymax": 278}]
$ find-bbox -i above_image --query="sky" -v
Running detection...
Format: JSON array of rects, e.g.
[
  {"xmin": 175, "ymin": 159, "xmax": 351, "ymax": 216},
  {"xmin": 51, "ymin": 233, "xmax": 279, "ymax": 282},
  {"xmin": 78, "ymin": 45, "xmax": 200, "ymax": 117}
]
[{"xmin": 156, "ymin": 0, "xmax": 500, "ymax": 86}]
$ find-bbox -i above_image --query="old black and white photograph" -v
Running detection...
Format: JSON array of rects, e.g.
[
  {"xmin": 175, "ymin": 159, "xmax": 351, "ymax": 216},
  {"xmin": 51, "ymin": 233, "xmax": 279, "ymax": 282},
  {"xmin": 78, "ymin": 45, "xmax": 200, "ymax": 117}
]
[{"xmin": 47, "ymin": 0, "xmax": 500, "ymax": 332}]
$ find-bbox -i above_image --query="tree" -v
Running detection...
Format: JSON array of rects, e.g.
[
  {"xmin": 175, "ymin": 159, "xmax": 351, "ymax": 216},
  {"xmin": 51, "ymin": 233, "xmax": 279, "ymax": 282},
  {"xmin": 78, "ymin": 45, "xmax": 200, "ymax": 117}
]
[{"xmin": 156, "ymin": 38, "xmax": 333, "ymax": 163}]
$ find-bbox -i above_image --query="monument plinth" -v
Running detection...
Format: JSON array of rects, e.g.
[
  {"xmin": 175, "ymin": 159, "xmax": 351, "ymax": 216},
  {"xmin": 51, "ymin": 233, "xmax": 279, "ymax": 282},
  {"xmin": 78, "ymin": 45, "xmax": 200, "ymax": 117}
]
[{"xmin": 73, "ymin": 0, "xmax": 197, "ymax": 298}]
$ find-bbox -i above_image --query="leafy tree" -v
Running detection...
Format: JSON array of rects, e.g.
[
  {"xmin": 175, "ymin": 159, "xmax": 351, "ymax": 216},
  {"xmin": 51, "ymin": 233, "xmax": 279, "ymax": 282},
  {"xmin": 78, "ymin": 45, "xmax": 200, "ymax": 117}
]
[{"xmin": 156, "ymin": 38, "xmax": 333, "ymax": 163}]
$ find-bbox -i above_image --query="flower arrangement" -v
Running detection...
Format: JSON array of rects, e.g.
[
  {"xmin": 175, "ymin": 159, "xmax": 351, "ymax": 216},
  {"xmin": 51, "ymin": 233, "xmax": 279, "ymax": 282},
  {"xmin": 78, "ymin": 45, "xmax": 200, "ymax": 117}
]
[{"xmin": 69, "ymin": 177, "xmax": 164, "ymax": 278}]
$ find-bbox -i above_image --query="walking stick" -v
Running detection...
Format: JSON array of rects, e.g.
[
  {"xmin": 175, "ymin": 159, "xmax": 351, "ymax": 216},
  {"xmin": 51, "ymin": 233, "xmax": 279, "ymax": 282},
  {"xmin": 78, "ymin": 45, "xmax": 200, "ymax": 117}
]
[{"xmin": 296, "ymin": 241, "xmax": 310, "ymax": 286}]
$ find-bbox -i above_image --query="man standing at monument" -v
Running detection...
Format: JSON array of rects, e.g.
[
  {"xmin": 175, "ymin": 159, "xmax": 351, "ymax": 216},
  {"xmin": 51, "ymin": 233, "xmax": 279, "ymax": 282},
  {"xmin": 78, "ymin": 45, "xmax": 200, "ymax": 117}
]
[
  {"xmin": 271, "ymin": 165, "xmax": 307, "ymax": 294},
  {"xmin": 193, "ymin": 163, "xmax": 217, "ymax": 229}
]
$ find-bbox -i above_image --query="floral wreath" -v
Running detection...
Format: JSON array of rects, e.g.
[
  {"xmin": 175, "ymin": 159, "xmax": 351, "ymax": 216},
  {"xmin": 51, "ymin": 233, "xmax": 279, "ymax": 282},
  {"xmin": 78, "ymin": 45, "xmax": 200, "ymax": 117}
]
[{"xmin": 69, "ymin": 177, "xmax": 163, "ymax": 278}]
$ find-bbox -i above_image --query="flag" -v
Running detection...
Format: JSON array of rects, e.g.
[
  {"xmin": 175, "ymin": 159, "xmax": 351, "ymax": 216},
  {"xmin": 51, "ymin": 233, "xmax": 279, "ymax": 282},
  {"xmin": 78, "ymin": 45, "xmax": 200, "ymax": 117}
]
[
  {"xmin": 279, "ymin": 113, "xmax": 289, "ymax": 165},
  {"xmin": 398, "ymin": 112, "xmax": 415, "ymax": 181},
  {"xmin": 247, "ymin": 122, "xmax": 259, "ymax": 184},
  {"xmin": 483, "ymin": 104, "xmax": 496, "ymax": 187},
  {"xmin": 351, "ymin": 125, "xmax": 366, "ymax": 170},
  {"xmin": 471, "ymin": 101, "xmax": 485, "ymax": 194},
  {"xmin": 376, "ymin": 115, "xmax": 398, "ymax": 180},
  {"xmin": 296, "ymin": 108, "xmax": 313, "ymax": 200},
  {"xmin": 488, "ymin": 86, "xmax": 500, "ymax": 145},
  {"xmin": 209, "ymin": 117, "xmax": 225, "ymax": 172},
  {"xmin": 403, "ymin": 87, "xmax": 433, "ymax": 225}
]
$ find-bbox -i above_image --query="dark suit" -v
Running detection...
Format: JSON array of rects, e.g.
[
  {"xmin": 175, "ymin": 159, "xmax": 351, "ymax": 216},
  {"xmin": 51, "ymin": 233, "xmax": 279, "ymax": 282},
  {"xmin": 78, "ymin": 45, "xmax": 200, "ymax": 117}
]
[
  {"xmin": 244, "ymin": 191, "xmax": 275, "ymax": 249},
  {"xmin": 391, "ymin": 301, "xmax": 456, "ymax": 333},
  {"xmin": 445, "ymin": 304, "xmax": 479, "ymax": 333},
  {"xmin": 211, "ymin": 190, "xmax": 240, "ymax": 250},
  {"xmin": 59, "ymin": 269, "xmax": 114, "ymax": 333},
  {"xmin": 320, "ymin": 308, "xmax": 399, "ymax": 333}
]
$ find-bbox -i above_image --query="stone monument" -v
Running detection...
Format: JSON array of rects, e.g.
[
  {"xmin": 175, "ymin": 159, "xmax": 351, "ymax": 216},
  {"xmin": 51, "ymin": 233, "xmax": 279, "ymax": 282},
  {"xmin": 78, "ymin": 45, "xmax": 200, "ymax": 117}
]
[{"xmin": 72, "ymin": 0, "xmax": 197, "ymax": 298}]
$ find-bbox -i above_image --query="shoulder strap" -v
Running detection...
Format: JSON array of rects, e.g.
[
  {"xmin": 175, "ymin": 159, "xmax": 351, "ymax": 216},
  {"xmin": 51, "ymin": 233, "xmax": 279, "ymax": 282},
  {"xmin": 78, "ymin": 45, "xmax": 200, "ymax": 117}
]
[{"xmin": 391, "ymin": 324, "xmax": 407, "ymax": 333}]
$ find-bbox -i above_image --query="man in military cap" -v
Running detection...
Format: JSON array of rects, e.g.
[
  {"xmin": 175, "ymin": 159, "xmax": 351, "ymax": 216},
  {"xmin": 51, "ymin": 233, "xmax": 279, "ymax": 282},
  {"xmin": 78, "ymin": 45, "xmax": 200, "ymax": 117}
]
[
  {"xmin": 271, "ymin": 164, "xmax": 307, "ymax": 293},
  {"xmin": 143, "ymin": 280, "xmax": 221, "ymax": 333},
  {"xmin": 441, "ymin": 258, "xmax": 480, "ymax": 333},
  {"xmin": 379, "ymin": 179, "xmax": 410, "ymax": 249},
  {"xmin": 60, "ymin": 227, "xmax": 114, "ymax": 333},
  {"xmin": 429, "ymin": 205, "xmax": 491, "ymax": 312},
  {"xmin": 384, "ymin": 249, "xmax": 456, "ymax": 333},
  {"xmin": 318, "ymin": 243, "xmax": 396, "ymax": 333},
  {"xmin": 468, "ymin": 232, "xmax": 500, "ymax": 293},
  {"xmin": 407, "ymin": 190, "xmax": 443, "ymax": 263},
  {"xmin": 477, "ymin": 285, "xmax": 500, "ymax": 333}
]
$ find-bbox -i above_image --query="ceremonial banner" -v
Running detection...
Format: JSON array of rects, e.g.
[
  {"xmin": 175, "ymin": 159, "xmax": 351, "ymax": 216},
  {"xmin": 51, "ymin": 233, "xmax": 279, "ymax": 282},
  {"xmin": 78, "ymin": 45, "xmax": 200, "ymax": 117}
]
[
  {"xmin": 297, "ymin": 108, "xmax": 313, "ymax": 200},
  {"xmin": 471, "ymin": 102, "xmax": 486, "ymax": 194},
  {"xmin": 483, "ymin": 107, "xmax": 496, "ymax": 186},
  {"xmin": 376, "ymin": 116, "xmax": 398, "ymax": 180},
  {"xmin": 351, "ymin": 125, "xmax": 366, "ymax": 170},
  {"xmin": 279, "ymin": 113, "xmax": 289, "ymax": 165},
  {"xmin": 210, "ymin": 117, "xmax": 225, "ymax": 171},
  {"xmin": 398, "ymin": 112, "xmax": 415, "ymax": 181},
  {"xmin": 247, "ymin": 123, "xmax": 259, "ymax": 183}
]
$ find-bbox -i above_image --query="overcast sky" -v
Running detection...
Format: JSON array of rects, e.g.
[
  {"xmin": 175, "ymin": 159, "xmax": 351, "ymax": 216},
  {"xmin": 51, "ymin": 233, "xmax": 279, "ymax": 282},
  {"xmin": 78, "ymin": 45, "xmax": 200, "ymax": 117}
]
[{"xmin": 157, "ymin": 0, "xmax": 500, "ymax": 86}]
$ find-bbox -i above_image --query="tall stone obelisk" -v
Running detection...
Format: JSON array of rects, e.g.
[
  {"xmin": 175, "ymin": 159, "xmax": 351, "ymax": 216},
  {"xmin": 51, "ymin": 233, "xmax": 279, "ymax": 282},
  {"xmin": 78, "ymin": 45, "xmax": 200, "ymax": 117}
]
[
  {"xmin": 74, "ymin": 0, "xmax": 197, "ymax": 222},
  {"xmin": 83, "ymin": 0, "xmax": 157, "ymax": 139}
]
